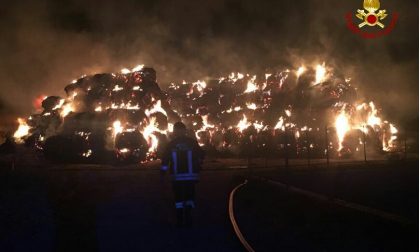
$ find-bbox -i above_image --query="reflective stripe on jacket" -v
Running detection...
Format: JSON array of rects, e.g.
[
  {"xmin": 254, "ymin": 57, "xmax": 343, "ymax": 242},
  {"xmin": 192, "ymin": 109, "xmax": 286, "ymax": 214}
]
[{"xmin": 162, "ymin": 136, "xmax": 205, "ymax": 181}]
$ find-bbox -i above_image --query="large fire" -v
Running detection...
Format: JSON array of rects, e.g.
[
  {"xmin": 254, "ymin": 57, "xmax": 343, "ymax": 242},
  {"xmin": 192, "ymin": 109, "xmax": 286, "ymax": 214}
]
[
  {"xmin": 335, "ymin": 108, "xmax": 351, "ymax": 151},
  {"xmin": 12, "ymin": 62, "xmax": 400, "ymax": 163},
  {"xmin": 332, "ymin": 100, "xmax": 398, "ymax": 154}
]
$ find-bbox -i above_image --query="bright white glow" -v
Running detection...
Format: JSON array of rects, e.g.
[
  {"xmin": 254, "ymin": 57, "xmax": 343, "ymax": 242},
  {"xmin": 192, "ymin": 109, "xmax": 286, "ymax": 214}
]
[
  {"xmin": 335, "ymin": 109, "xmax": 350, "ymax": 151},
  {"xmin": 246, "ymin": 103, "xmax": 257, "ymax": 110},
  {"xmin": 274, "ymin": 117, "xmax": 285, "ymax": 131},
  {"xmin": 244, "ymin": 76, "xmax": 258, "ymax": 93},
  {"xmin": 315, "ymin": 63, "xmax": 327, "ymax": 84},
  {"xmin": 113, "ymin": 85, "xmax": 124, "ymax": 92},
  {"xmin": 119, "ymin": 148, "xmax": 130, "ymax": 153},
  {"xmin": 237, "ymin": 114, "xmax": 251, "ymax": 132},
  {"xmin": 14, "ymin": 118, "xmax": 31, "ymax": 143},
  {"xmin": 82, "ymin": 149, "xmax": 92, "ymax": 157},
  {"xmin": 121, "ymin": 68, "xmax": 131, "ymax": 74},
  {"xmin": 192, "ymin": 80, "xmax": 207, "ymax": 93},
  {"xmin": 132, "ymin": 64, "xmax": 144, "ymax": 72},
  {"xmin": 60, "ymin": 103, "xmax": 74, "ymax": 117},
  {"xmin": 296, "ymin": 66, "xmax": 306, "ymax": 78},
  {"xmin": 367, "ymin": 102, "xmax": 381, "ymax": 127},
  {"xmin": 113, "ymin": 121, "xmax": 123, "ymax": 137},
  {"xmin": 145, "ymin": 100, "xmax": 167, "ymax": 117}
]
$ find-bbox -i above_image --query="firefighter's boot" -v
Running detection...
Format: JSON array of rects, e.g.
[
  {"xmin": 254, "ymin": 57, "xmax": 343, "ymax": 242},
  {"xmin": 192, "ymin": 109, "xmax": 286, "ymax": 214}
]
[
  {"xmin": 176, "ymin": 208, "xmax": 184, "ymax": 227},
  {"xmin": 185, "ymin": 206, "xmax": 193, "ymax": 227}
]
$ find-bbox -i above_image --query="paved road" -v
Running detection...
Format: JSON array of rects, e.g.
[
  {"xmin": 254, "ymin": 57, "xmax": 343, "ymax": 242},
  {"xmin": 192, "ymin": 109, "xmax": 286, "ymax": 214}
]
[
  {"xmin": 0, "ymin": 159, "xmax": 418, "ymax": 251},
  {"xmin": 253, "ymin": 160, "xmax": 419, "ymax": 220},
  {"xmin": 0, "ymin": 167, "xmax": 245, "ymax": 251},
  {"xmin": 235, "ymin": 181, "xmax": 418, "ymax": 251}
]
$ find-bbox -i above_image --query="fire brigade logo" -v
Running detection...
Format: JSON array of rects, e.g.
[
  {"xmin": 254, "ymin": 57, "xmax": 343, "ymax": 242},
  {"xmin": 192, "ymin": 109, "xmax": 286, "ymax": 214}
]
[
  {"xmin": 345, "ymin": 0, "xmax": 398, "ymax": 39},
  {"xmin": 356, "ymin": 0, "xmax": 387, "ymax": 28}
]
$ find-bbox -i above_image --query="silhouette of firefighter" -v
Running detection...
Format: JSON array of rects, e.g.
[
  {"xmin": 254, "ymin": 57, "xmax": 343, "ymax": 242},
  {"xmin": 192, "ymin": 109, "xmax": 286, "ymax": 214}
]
[{"xmin": 161, "ymin": 122, "xmax": 205, "ymax": 227}]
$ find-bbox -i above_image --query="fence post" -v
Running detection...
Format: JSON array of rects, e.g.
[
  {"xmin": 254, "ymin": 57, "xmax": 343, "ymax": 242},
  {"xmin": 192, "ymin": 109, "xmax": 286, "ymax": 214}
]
[
  {"xmin": 363, "ymin": 125, "xmax": 367, "ymax": 162},
  {"xmin": 325, "ymin": 126, "xmax": 329, "ymax": 167},
  {"xmin": 404, "ymin": 133, "xmax": 407, "ymax": 161},
  {"xmin": 284, "ymin": 129, "xmax": 289, "ymax": 168},
  {"xmin": 306, "ymin": 131, "xmax": 310, "ymax": 168}
]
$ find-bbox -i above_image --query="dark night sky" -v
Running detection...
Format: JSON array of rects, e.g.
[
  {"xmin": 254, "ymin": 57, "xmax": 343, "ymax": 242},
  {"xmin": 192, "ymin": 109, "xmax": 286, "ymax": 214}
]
[{"xmin": 0, "ymin": 0, "xmax": 418, "ymax": 130}]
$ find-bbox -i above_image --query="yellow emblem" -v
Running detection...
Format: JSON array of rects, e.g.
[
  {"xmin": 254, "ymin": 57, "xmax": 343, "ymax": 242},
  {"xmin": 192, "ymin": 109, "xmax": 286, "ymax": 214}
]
[{"xmin": 356, "ymin": 0, "xmax": 388, "ymax": 28}]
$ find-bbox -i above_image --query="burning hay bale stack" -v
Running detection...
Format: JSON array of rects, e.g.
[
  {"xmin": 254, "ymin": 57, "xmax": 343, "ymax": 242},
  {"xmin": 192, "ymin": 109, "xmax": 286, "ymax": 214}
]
[
  {"xmin": 11, "ymin": 63, "xmax": 401, "ymax": 163},
  {"xmin": 167, "ymin": 64, "xmax": 400, "ymax": 158},
  {"xmin": 13, "ymin": 66, "xmax": 179, "ymax": 163}
]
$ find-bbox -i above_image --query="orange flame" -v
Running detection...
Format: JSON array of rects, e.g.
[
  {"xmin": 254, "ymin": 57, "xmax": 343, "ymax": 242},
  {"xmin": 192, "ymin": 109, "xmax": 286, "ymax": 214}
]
[
  {"xmin": 335, "ymin": 108, "xmax": 350, "ymax": 151},
  {"xmin": 13, "ymin": 118, "xmax": 31, "ymax": 143}
]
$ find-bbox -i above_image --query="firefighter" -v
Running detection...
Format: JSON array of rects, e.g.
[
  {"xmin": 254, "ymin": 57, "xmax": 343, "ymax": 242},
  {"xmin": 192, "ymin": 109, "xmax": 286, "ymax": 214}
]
[{"xmin": 161, "ymin": 122, "xmax": 205, "ymax": 227}]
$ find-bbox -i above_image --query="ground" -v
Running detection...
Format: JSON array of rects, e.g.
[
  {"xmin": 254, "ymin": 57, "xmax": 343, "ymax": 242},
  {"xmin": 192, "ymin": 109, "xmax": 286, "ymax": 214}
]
[{"xmin": 0, "ymin": 157, "xmax": 418, "ymax": 251}]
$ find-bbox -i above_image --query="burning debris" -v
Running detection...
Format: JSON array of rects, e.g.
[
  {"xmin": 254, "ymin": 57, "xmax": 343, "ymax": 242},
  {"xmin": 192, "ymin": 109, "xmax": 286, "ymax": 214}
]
[
  {"xmin": 13, "ymin": 66, "xmax": 179, "ymax": 163},
  {"xmin": 12, "ymin": 63, "xmax": 400, "ymax": 163},
  {"xmin": 167, "ymin": 63, "xmax": 399, "ymax": 158}
]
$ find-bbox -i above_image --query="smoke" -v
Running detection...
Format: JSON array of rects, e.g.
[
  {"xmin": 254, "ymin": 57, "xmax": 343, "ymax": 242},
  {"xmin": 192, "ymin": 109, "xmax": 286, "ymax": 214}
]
[{"xmin": 0, "ymin": 0, "xmax": 418, "ymax": 132}]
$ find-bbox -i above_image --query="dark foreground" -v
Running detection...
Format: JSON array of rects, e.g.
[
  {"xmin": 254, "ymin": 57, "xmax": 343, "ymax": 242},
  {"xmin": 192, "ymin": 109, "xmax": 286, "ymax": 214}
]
[{"xmin": 0, "ymin": 158, "xmax": 418, "ymax": 251}]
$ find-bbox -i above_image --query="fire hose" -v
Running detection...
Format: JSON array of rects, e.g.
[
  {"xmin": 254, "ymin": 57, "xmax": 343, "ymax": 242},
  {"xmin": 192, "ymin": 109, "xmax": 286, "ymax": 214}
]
[{"xmin": 228, "ymin": 180, "xmax": 255, "ymax": 252}]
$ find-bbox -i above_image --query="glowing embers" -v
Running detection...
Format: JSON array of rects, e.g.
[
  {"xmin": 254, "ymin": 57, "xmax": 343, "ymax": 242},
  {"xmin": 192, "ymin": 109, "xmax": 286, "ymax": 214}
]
[
  {"xmin": 82, "ymin": 149, "xmax": 92, "ymax": 157},
  {"xmin": 12, "ymin": 62, "xmax": 402, "ymax": 163},
  {"xmin": 121, "ymin": 64, "xmax": 144, "ymax": 74},
  {"xmin": 111, "ymin": 115, "xmax": 170, "ymax": 160},
  {"xmin": 235, "ymin": 114, "xmax": 267, "ymax": 133},
  {"xmin": 222, "ymin": 106, "xmax": 242, "ymax": 114},
  {"xmin": 168, "ymin": 63, "xmax": 399, "ymax": 157},
  {"xmin": 246, "ymin": 103, "xmax": 258, "ymax": 110},
  {"xmin": 195, "ymin": 115, "xmax": 216, "ymax": 145},
  {"xmin": 110, "ymin": 102, "xmax": 140, "ymax": 110},
  {"xmin": 52, "ymin": 98, "xmax": 76, "ymax": 118},
  {"xmin": 140, "ymin": 117, "xmax": 162, "ymax": 153},
  {"xmin": 244, "ymin": 76, "xmax": 258, "ymax": 93},
  {"xmin": 112, "ymin": 85, "xmax": 124, "ymax": 92},
  {"xmin": 192, "ymin": 80, "xmax": 207, "ymax": 93},
  {"xmin": 227, "ymin": 72, "xmax": 245, "ymax": 83},
  {"xmin": 384, "ymin": 124, "xmax": 398, "ymax": 151},
  {"xmin": 274, "ymin": 117, "xmax": 285, "ymax": 131},
  {"xmin": 145, "ymin": 100, "xmax": 167, "ymax": 117},
  {"xmin": 12, "ymin": 65, "xmax": 176, "ymax": 164},
  {"xmin": 111, "ymin": 117, "xmax": 169, "ymax": 162},
  {"xmin": 237, "ymin": 114, "xmax": 251, "ymax": 133},
  {"xmin": 115, "ymin": 131, "xmax": 149, "ymax": 162}
]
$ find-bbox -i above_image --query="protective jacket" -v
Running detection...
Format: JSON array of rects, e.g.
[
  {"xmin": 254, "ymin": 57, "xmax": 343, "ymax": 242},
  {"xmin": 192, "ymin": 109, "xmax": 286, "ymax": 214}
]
[{"xmin": 161, "ymin": 136, "xmax": 205, "ymax": 181}]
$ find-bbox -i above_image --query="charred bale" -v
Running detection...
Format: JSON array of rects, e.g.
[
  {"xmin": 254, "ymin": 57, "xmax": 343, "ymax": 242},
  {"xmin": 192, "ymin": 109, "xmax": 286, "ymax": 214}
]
[{"xmin": 42, "ymin": 96, "xmax": 61, "ymax": 111}]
